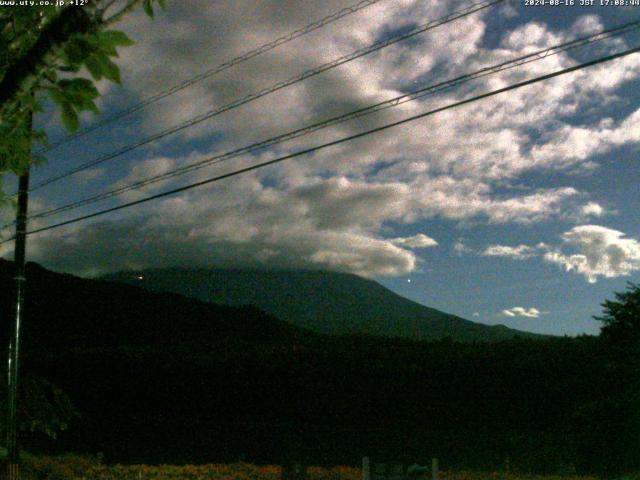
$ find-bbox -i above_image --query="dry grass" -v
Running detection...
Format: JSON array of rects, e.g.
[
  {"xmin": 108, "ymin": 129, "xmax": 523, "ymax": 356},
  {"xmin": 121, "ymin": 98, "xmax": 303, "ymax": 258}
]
[{"xmin": 19, "ymin": 456, "xmax": 603, "ymax": 480}]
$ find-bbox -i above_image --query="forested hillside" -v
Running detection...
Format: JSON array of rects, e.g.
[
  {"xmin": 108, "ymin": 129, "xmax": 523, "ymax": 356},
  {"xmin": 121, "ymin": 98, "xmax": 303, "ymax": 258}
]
[{"xmin": 0, "ymin": 260, "xmax": 636, "ymax": 475}]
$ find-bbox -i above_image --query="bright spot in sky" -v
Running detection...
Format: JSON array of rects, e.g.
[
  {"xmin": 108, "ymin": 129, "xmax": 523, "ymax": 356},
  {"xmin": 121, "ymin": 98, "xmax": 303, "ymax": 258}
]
[{"xmin": 407, "ymin": 279, "xmax": 411, "ymax": 283}]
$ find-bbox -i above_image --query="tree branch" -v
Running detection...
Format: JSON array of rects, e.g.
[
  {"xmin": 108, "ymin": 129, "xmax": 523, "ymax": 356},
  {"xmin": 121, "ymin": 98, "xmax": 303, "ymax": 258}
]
[
  {"xmin": 0, "ymin": 5, "xmax": 100, "ymax": 113},
  {"xmin": 103, "ymin": 0, "xmax": 141, "ymax": 26},
  {"xmin": 100, "ymin": 0, "xmax": 125, "ymax": 15}
]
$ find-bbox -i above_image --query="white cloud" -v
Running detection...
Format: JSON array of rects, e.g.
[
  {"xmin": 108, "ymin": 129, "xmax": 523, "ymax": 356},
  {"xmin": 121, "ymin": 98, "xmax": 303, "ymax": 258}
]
[
  {"xmin": 497, "ymin": 3, "xmax": 518, "ymax": 19},
  {"xmin": 23, "ymin": 169, "xmax": 592, "ymax": 277},
  {"xmin": 482, "ymin": 244, "xmax": 536, "ymax": 260},
  {"xmin": 569, "ymin": 15, "xmax": 603, "ymax": 38},
  {"xmin": 109, "ymin": 0, "xmax": 640, "ymax": 185},
  {"xmin": 453, "ymin": 240, "xmax": 474, "ymax": 255},
  {"xmin": 389, "ymin": 234, "xmax": 438, "ymax": 249},
  {"xmin": 580, "ymin": 202, "xmax": 605, "ymax": 218},
  {"xmin": 501, "ymin": 22, "xmax": 563, "ymax": 50},
  {"xmin": 26, "ymin": 3, "xmax": 640, "ymax": 278},
  {"xmin": 543, "ymin": 225, "xmax": 640, "ymax": 283},
  {"xmin": 465, "ymin": 225, "xmax": 640, "ymax": 284},
  {"xmin": 502, "ymin": 307, "xmax": 542, "ymax": 318},
  {"xmin": 529, "ymin": 109, "xmax": 640, "ymax": 172}
]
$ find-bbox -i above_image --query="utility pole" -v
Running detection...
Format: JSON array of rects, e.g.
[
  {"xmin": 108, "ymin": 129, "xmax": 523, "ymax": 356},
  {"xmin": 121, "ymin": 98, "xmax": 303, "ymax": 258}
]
[{"xmin": 6, "ymin": 113, "xmax": 32, "ymax": 480}]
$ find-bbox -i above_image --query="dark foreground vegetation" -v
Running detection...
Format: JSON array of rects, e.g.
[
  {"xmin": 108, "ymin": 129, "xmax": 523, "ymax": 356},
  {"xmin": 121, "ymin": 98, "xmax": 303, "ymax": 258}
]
[
  {"xmin": 9, "ymin": 454, "xmax": 605, "ymax": 480},
  {"xmin": 0, "ymin": 260, "xmax": 638, "ymax": 476}
]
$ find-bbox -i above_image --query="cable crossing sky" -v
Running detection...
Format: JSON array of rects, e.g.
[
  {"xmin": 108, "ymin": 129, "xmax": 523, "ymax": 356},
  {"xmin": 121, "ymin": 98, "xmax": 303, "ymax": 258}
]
[
  {"xmin": 22, "ymin": 18, "xmax": 640, "ymax": 225},
  {"xmin": 38, "ymin": 0, "xmax": 387, "ymax": 154},
  {"xmin": 2, "ymin": 42, "xmax": 637, "ymax": 245},
  {"xmin": 28, "ymin": 0, "xmax": 505, "ymax": 192}
]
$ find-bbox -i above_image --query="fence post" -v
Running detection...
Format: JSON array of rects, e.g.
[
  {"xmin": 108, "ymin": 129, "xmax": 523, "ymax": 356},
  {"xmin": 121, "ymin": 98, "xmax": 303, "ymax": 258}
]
[
  {"xmin": 363, "ymin": 457, "xmax": 371, "ymax": 480},
  {"xmin": 431, "ymin": 459, "xmax": 438, "ymax": 480}
]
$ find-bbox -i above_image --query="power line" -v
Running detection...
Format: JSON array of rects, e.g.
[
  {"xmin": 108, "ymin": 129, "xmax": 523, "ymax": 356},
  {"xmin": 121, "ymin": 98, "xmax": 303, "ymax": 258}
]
[
  {"xmin": 32, "ymin": 0, "xmax": 503, "ymax": 189},
  {"xmin": 38, "ymin": 0, "xmax": 386, "ymax": 154},
  {"xmin": 29, "ymin": 0, "xmax": 505, "ymax": 192},
  {"xmin": 3, "ymin": 43, "xmax": 637, "ymax": 244},
  {"xmin": 23, "ymin": 18, "xmax": 640, "ymax": 223},
  {"xmin": 3, "ymin": 18, "xmax": 636, "ymax": 232}
]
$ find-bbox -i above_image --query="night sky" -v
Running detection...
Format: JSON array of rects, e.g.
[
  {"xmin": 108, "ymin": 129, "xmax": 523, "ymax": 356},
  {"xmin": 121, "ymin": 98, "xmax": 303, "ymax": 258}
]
[{"xmin": 2, "ymin": 0, "xmax": 640, "ymax": 336}]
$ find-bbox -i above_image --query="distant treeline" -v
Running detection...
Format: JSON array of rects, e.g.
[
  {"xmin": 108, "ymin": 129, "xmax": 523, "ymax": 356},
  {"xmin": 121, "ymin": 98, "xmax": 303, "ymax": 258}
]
[
  {"xmin": 19, "ymin": 335, "xmax": 638, "ymax": 476},
  {"xmin": 0, "ymin": 261, "xmax": 637, "ymax": 475}
]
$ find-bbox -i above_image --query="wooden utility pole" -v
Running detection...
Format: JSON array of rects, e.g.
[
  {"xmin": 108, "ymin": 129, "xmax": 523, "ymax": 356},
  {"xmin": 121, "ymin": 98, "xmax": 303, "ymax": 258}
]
[{"xmin": 6, "ymin": 115, "xmax": 32, "ymax": 480}]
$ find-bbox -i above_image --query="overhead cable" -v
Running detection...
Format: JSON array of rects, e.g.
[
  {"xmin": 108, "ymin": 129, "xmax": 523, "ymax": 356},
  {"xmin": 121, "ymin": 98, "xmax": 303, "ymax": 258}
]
[
  {"xmin": 2, "ymin": 43, "xmax": 637, "ymax": 243},
  {"xmin": 39, "ymin": 0, "xmax": 387, "ymax": 153},
  {"xmin": 29, "ymin": 0, "xmax": 505, "ymax": 192},
  {"xmin": 23, "ymin": 18, "xmax": 640, "ymax": 223}
]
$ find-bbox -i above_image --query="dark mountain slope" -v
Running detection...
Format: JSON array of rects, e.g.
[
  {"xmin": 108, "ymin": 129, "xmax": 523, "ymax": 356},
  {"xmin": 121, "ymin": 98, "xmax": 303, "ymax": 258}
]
[
  {"xmin": 0, "ymin": 260, "xmax": 609, "ymax": 472},
  {"xmin": 103, "ymin": 268, "xmax": 541, "ymax": 341},
  {"xmin": 0, "ymin": 259, "xmax": 313, "ymax": 355}
]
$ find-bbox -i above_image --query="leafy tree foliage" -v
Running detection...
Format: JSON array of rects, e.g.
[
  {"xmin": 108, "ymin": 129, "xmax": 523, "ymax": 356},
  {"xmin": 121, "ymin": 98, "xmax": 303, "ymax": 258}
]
[
  {"xmin": 0, "ymin": 0, "xmax": 164, "ymax": 448},
  {"xmin": 0, "ymin": 374, "xmax": 79, "ymax": 440},
  {"xmin": 596, "ymin": 282, "xmax": 640, "ymax": 347},
  {"xmin": 0, "ymin": 0, "xmax": 165, "ymax": 193},
  {"xmin": 3, "ymin": 264, "xmax": 640, "ymax": 474},
  {"xmin": 0, "ymin": 260, "xmax": 614, "ymax": 473},
  {"xmin": 574, "ymin": 283, "xmax": 640, "ymax": 475}
]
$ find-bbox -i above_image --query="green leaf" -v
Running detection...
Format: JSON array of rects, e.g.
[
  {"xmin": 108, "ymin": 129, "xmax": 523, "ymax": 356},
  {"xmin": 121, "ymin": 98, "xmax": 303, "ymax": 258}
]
[
  {"xmin": 98, "ymin": 56, "xmax": 121, "ymax": 84},
  {"xmin": 60, "ymin": 78, "xmax": 98, "ymax": 98},
  {"xmin": 98, "ymin": 42, "xmax": 119, "ymax": 57},
  {"xmin": 50, "ymin": 79, "xmax": 100, "ymax": 121},
  {"xmin": 31, "ymin": 129, "xmax": 48, "ymax": 149},
  {"xmin": 143, "ymin": 0, "xmax": 154, "ymax": 17},
  {"xmin": 46, "ymin": 86, "xmax": 65, "ymax": 106},
  {"xmin": 84, "ymin": 56, "xmax": 103, "ymax": 80},
  {"xmin": 99, "ymin": 30, "xmax": 135, "ymax": 48},
  {"xmin": 78, "ymin": 96, "xmax": 99, "ymax": 114},
  {"xmin": 60, "ymin": 102, "xmax": 79, "ymax": 132},
  {"xmin": 63, "ymin": 41, "xmax": 87, "ymax": 65}
]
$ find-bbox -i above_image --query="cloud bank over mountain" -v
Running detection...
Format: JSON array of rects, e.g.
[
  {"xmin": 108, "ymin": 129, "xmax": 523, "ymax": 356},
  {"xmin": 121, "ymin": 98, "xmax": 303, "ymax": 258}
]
[{"xmin": 4, "ymin": 0, "xmax": 640, "ymax": 284}]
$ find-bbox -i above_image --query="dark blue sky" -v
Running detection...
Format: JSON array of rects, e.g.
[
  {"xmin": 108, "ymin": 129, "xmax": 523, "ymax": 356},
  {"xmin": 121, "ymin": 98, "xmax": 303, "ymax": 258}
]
[{"xmin": 3, "ymin": 0, "xmax": 640, "ymax": 336}]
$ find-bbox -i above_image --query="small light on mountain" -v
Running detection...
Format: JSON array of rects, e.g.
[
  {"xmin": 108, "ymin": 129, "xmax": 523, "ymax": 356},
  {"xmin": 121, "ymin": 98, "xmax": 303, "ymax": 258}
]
[
  {"xmin": 407, "ymin": 279, "xmax": 411, "ymax": 283},
  {"xmin": 137, "ymin": 275, "xmax": 144, "ymax": 280}
]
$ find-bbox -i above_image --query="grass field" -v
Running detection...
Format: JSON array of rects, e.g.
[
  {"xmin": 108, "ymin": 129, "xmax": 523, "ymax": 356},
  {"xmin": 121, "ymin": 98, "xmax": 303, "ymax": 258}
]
[{"xmin": 12, "ymin": 455, "xmax": 608, "ymax": 480}]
